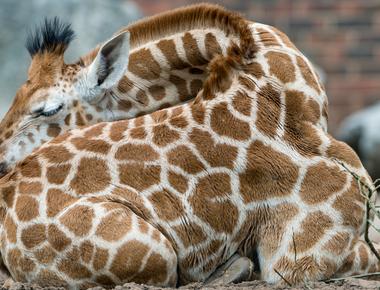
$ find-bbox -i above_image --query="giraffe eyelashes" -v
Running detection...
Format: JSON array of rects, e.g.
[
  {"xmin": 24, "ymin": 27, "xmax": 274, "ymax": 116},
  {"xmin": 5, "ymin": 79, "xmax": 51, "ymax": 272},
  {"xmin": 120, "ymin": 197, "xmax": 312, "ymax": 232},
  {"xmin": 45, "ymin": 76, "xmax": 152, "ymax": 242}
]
[{"xmin": 32, "ymin": 104, "xmax": 64, "ymax": 118}]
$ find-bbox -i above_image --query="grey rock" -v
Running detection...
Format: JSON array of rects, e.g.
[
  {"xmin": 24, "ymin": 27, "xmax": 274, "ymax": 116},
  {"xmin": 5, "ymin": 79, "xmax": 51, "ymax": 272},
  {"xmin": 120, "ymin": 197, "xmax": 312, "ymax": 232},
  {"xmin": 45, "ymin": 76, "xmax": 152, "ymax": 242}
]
[{"xmin": 0, "ymin": 0, "xmax": 141, "ymax": 117}]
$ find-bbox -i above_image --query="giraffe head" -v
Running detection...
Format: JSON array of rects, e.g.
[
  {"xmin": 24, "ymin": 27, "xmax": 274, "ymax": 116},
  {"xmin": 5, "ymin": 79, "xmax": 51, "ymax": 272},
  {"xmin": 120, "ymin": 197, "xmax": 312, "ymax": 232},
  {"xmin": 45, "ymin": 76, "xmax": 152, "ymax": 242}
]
[{"xmin": 0, "ymin": 18, "xmax": 131, "ymax": 176}]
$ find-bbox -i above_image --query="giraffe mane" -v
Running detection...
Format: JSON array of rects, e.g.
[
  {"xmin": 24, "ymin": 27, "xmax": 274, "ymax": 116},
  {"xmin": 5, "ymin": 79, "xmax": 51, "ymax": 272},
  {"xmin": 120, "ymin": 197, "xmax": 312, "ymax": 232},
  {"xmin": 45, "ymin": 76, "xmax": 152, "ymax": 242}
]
[
  {"xmin": 26, "ymin": 17, "xmax": 75, "ymax": 57},
  {"xmin": 79, "ymin": 3, "xmax": 257, "ymax": 66}
]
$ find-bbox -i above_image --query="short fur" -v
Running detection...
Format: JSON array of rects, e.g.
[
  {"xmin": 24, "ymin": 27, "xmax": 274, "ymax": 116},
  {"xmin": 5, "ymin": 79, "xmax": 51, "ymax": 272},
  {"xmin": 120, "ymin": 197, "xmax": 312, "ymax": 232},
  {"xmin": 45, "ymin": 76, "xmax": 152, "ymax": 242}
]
[
  {"xmin": 80, "ymin": 3, "xmax": 257, "ymax": 67},
  {"xmin": 26, "ymin": 17, "xmax": 75, "ymax": 56}
]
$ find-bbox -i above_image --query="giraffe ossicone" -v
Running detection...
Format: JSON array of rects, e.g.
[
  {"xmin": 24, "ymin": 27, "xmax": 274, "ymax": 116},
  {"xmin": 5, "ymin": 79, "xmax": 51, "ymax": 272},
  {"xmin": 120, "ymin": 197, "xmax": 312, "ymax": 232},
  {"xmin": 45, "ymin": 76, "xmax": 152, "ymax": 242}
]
[{"xmin": 0, "ymin": 3, "xmax": 376, "ymax": 289}]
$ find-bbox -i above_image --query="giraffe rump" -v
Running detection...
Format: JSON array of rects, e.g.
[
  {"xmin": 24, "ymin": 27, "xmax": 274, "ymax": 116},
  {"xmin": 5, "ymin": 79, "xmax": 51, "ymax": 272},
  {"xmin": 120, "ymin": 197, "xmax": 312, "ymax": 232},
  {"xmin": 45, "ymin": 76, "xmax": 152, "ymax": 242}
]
[{"xmin": 26, "ymin": 17, "xmax": 75, "ymax": 56}]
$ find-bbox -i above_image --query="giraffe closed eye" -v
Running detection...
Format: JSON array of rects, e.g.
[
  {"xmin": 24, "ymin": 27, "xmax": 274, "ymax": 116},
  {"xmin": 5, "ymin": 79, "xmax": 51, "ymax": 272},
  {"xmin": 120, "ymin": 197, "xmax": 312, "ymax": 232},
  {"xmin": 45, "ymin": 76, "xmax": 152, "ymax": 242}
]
[{"xmin": 32, "ymin": 104, "xmax": 64, "ymax": 118}]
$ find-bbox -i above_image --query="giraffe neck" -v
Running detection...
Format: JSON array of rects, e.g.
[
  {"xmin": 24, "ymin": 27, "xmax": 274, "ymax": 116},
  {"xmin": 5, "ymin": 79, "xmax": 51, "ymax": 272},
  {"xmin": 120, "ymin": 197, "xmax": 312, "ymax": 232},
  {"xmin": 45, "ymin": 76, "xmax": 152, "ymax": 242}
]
[{"xmin": 89, "ymin": 28, "xmax": 238, "ymax": 122}]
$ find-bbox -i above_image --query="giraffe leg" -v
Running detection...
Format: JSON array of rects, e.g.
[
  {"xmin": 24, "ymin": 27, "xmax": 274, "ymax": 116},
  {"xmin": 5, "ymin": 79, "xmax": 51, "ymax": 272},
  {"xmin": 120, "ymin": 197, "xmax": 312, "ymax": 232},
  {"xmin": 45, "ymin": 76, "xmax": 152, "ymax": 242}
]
[
  {"xmin": 335, "ymin": 239, "xmax": 380, "ymax": 279},
  {"xmin": 7, "ymin": 197, "xmax": 178, "ymax": 288}
]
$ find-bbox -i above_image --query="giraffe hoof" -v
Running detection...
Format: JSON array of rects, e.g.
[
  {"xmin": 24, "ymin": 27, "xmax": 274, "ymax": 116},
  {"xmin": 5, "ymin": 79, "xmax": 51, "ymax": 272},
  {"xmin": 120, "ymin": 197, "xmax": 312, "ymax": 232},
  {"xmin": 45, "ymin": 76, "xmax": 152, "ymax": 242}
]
[{"xmin": 206, "ymin": 256, "xmax": 255, "ymax": 285}]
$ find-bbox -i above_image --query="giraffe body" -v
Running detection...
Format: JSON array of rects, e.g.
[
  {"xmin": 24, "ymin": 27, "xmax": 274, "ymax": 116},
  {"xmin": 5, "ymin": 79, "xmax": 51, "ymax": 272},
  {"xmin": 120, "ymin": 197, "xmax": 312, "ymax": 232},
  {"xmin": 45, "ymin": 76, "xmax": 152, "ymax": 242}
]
[
  {"xmin": 0, "ymin": 4, "xmax": 376, "ymax": 289},
  {"xmin": 0, "ymin": 4, "xmax": 328, "ymax": 178}
]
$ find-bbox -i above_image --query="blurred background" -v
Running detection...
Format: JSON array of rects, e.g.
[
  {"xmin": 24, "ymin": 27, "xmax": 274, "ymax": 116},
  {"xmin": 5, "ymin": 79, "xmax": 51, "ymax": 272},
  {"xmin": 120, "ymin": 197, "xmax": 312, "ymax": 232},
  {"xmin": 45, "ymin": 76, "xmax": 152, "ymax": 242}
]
[{"xmin": 0, "ymin": 0, "xmax": 379, "ymax": 176}]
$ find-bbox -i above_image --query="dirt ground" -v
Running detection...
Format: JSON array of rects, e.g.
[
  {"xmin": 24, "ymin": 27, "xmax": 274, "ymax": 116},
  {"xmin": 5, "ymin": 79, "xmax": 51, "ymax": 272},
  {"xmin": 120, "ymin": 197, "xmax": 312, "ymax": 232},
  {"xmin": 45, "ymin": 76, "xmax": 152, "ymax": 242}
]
[{"xmin": 3, "ymin": 279, "xmax": 380, "ymax": 290}]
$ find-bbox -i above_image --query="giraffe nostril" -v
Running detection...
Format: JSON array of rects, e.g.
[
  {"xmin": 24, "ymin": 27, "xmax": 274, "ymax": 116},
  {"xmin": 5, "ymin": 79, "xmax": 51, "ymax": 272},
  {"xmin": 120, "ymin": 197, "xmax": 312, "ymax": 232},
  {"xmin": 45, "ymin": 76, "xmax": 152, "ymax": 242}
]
[{"xmin": 0, "ymin": 162, "xmax": 8, "ymax": 178}]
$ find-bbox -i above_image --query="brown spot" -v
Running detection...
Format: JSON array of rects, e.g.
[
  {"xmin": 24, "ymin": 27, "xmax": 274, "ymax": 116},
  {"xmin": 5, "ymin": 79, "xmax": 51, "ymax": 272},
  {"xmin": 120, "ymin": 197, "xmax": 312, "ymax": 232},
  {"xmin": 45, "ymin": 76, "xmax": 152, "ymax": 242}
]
[
  {"xmin": 182, "ymin": 32, "xmax": 208, "ymax": 66},
  {"xmin": 15, "ymin": 195, "xmax": 39, "ymax": 221},
  {"xmin": 323, "ymin": 232, "xmax": 350, "ymax": 255},
  {"xmin": 34, "ymin": 246, "xmax": 56, "ymax": 264},
  {"xmin": 169, "ymin": 115, "xmax": 188, "ymax": 129},
  {"xmin": 292, "ymin": 211, "xmax": 333, "ymax": 253},
  {"xmin": 168, "ymin": 171, "xmax": 188, "ymax": 193},
  {"xmin": 96, "ymin": 210, "xmax": 132, "ymax": 241},
  {"xmin": 296, "ymin": 56, "xmax": 321, "ymax": 93},
  {"xmin": 109, "ymin": 121, "xmax": 129, "ymax": 142},
  {"xmin": 36, "ymin": 269, "xmax": 68, "ymax": 288},
  {"xmin": 118, "ymin": 76, "xmax": 133, "ymax": 93},
  {"xmin": 173, "ymin": 222, "xmax": 206, "ymax": 248},
  {"xmin": 205, "ymin": 32, "xmax": 222, "ymax": 59},
  {"xmin": 336, "ymin": 252, "xmax": 355, "ymax": 276},
  {"xmin": 266, "ymin": 51, "xmax": 296, "ymax": 83},
  {"xmin": 243, "ymin": 62, "xmax": 264, "ymax": 79},
  {"xmin": 40, "ymin": 145, "xmax": 73, "ymax": 163},
  {"xmin": 191, "ymin": 103, "xmax": 206, "ymax": 124},
  {"xmin": 18, "ymin": 181, "xmax": 42, "ymax": 195},
  {"xmin": 47, "ymin": 164, "xmax": 71, "ymax": 184},
  {"xmin": 110, "ymin": 240, "xmax": 149, "ymax": 280},
  {"xmin": 119, "ymin": 163, "xmax": 161, "ymax": 192},
  {"xmin": 327, "ymin": 138, "xmax": 362, "ymax": 168},
  {"xmin": 240, "ymin": 140, "xmax": 299, "ymax": 203},
  {"xmin": 129, "ymin": 127, "xmax": 147, "ymax": 139},
  {"xmin": 118, "ymin": 99, "xmax": 132, "ymax": 111},
  {"xmin": 47, "ymin": 224, "xmax": 71, "ymax": 251},
  {"xmin": 47, "ymin": 124, "xmax": 61, "ymax": 137},
  {"xmin": 20, "ymin": 155, "xmax": 41, "ymax": 177},
  {"xmin": 57, "ymin": 247, "xmax": 91, "ymax": 279},
  {"xmin": 2, "ymin": 185, "xmax": 15, "ymax": 207},
  {"xmin": 80, "ymin": 240, "xmax": 94, "ymax": 263},
  {"xmin": 4, "ymin": 215, "xmax": 17, "ymax": 243},
  {"xmin": 115, "ymin": 144, "xmax": 158, "ymax": 161},
  {"xmin": 95, "ymin": 275, "xmax": 114, "ymax": 286},
  {"xmin": 60, "ymin": 205, "xmax": 94, "ymax": 237},
  {"xmin": 189, "ymin": 67, "xmax": 204, "ymax": 74},
  {"xmin": 83, "ymin": 123, "xmax": 106, "ymax": 138},
  {"xmin": 256, "ymin": 83, "xmax": 281, "ymax": 137},
  {"xmin": 285, "ymin": 90, "xmax": 320, "ymax": 125},
  {"xmin": 190, "ymin": 173, "xmax": 238, "ymax": 233},
  {"xmin": 300, "ymin": 162, "xmax": 347, "ymax": 204},
  {"xmin": 152, "ymin": 124, "xmax": 180, "ymax": 147},
  {"xmin": 170, "ymin": 74, "xmax": 190, "ymax": 102},
  {"xmin": 134, "ymin": 252, "xmax": 168, "ymax": 285},
  {"xmin": 4, "ymin": 130, "xmax": 13, "ymax": 139},
  {"xmin": 359, "ymin": 244, "xmax": 369, "ymax": 270},
  {"xmin": 128, "ymin": 49, "xmax": 161, "ymax": 80},
  {"xmin": 21, "ymin": 224, "xmax": 46, "ymax": 249},
  {"xmin": 284, "ymin": 92, "xmax": 322, "ymax": 156},
  {"xmin": 210, "ymin": 102, "xmax": 250, "ymax": 140},
  {"xmin": 70, "ymin": 157, "xmax": 110, "ymax": 195},
  {"xmin": 149, "ymin": 85, "xmax": 166, "ymax": 101},
  {"xmin": 151, "ymin": 110, "xmax": 168, "ymax": 123},
  {"xmin": 76, "ymin": 112, "xmax": 86, "ymax": 126},
  {"xmin": 20, "ymin": 256, "xmax": 36, "ymax": 272},
  {"xmin": 232, "ymin": 90, "xmax": 251, "ymax": 116},
  {"xmin": 136, "ymin": 90, "xmax": 149, "ymax": 106},
  {"xmin": 93, "ymin": 247, "xmax": 109, "ymax": 271},
  {"xmin": 182, "ymin": 240, "xmax": 222, "ymax": 270},
  {"xmin": 46, "ymin": 189, "xmax": 77, "ymax": 217},
  {"xmin": 190, "ymin": 79, "xmax": 203, "ymax": 96},
  {"xmin": 71, "ymin": 137, "xmax": 111, "ymax": 154},
  {"xmin": 167, "ymin": 145, "xmax": 204, "ymax": 174},
  {"xmin": 332, "ymin": 179, "xmax": 365, "ymax": 229},
  {"xmin": 257, "ymin": 28, "xmax": 280, "ymax": 47},
  {"xmin": 64, "ymin": 113, "xmax": 71, "ymax": 125},
  {"xmin": 149, "ymin": 189, "xmax": 184, "ymax": 221},
  {"xmin": 189, "ymin": 128, "xmax": 238, "ymax": 169},
  {"xmin": 157, "ymin": 38, "xmax": 188, "ymax": 70}
]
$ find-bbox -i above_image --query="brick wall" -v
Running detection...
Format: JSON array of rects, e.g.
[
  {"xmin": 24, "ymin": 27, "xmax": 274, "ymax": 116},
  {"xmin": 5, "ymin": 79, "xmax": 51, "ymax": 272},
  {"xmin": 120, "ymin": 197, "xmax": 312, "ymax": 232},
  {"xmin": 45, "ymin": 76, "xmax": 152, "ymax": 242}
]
[{"xmin": 133, "ymin": 0, "xmax": 380, "ymax": 134}]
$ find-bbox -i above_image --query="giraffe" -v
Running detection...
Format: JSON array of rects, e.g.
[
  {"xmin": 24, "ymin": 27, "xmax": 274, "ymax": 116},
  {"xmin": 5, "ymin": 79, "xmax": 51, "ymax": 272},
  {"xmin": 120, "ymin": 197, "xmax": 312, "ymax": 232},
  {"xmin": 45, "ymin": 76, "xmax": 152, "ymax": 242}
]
[
  {"xmin": 0, "ymin": 4, "xmax": 377, "ymax": 289},
  {"xmin": 0, "ymin": 4, "xmax": 328, "ymax": 180}
]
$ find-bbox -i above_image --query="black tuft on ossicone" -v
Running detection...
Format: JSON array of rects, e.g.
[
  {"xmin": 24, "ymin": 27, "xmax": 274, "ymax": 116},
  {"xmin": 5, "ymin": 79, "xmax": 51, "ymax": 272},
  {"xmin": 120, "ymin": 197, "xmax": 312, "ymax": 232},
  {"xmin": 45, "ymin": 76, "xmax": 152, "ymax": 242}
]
[{"xmin": 26, "ymin": 17, "xmax": 75, "ymax": 57}]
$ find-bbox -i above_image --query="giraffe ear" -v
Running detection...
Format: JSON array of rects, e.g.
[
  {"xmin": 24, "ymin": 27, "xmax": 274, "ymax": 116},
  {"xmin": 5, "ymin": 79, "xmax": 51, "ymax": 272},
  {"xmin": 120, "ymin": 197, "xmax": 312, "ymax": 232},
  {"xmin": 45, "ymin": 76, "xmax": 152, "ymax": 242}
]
[{"xmin": 84, "ymin": 31, "xmax": 130, "ymax": 101}]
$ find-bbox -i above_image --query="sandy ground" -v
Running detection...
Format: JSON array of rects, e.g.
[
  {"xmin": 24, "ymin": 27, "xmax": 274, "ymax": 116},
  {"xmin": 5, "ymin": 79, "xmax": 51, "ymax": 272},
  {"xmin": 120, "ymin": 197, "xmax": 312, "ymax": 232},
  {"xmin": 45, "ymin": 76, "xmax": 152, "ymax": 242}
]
[{"xmin": 3, "ymin": 279, "xmax": 380, "ymax": 290}]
